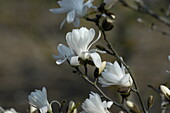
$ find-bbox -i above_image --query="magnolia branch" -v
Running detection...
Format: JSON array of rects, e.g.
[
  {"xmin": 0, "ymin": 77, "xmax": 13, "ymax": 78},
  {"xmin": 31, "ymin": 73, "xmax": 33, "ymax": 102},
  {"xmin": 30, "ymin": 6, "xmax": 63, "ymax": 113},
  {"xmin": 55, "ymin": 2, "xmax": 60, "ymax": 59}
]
[
  {"xmin": 119, "ymin": 0, "xmax": 170, "ymax": 27},
  {"xmin": 73, "ymin": 66, "xmax": 130, "ymax": 113},
  {"xmin": 102, "ymin": 31, "xmax": 147, "ymax": 113}
]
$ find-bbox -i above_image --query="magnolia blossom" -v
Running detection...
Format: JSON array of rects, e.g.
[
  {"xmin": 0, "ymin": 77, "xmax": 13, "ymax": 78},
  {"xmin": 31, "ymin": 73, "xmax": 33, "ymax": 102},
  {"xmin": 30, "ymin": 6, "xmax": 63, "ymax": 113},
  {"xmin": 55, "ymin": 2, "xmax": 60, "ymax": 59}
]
[
  {"xmin": 54, "ymin": 27, "xmax": 103, "ymax": 68},
  {"xmin": 160, "ymin": 85, "xmax": 170, "ymax": 100},
  {"xmin": 104, "ymin": 0, "xmax": 118, "ymax": 10},
  {"xmin": 0, "ymin": 107, "xmax": 17, "ymax": 113},
  {"xmin": 81, "ymin": 92, "xmax": 113, "ymax": 113},
  {"xmin": 49, "ymin": 0, "xmax": 95, "ymax": 28},
  {"xmin": 28, "ymin": 87, "xmax": 52, "ymax": 113},
  {"xmin": 99, "ymin": 61, "xmax": 133, "ymax": 87}
]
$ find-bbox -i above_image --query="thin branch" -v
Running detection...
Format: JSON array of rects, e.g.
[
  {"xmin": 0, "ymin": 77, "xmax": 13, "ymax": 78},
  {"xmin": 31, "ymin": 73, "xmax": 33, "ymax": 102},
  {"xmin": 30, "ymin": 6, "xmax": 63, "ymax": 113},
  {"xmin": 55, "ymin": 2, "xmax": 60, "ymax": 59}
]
[
  {"xmin": 73, "ymin": 67, "xmax": 130, "ymax": 113},
  {"xmin": 119, "ymin": 0, "xmax": 170, "ymax": 27},
  {"xmin": 102, "ymin": 31, "xmax": 147, "ymax": 113},
  {"xmin": 82, "ymin": 75, "xmax": 130, "ymax": 113}
]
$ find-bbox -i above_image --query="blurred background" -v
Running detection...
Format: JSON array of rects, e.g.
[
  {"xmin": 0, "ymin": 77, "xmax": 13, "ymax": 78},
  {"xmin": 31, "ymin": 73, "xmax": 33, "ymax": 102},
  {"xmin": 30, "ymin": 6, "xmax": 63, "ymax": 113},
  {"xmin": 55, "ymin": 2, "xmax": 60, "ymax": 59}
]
[{"xmin": 0, "ymin": 0, "xmax": 170, "ymax": 112}]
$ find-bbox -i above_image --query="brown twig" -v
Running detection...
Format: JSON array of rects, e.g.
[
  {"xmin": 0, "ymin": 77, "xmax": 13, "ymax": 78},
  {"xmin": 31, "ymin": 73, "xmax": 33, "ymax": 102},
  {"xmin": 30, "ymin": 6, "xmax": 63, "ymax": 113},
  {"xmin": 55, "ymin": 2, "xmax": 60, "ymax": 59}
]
[
  {"xmin": 119, "ymin": 0, "xmax": 170, "ymax": 27},
  {"xmin": 102, "ymin": 30, "xmax": 147, "ymax": 113}
]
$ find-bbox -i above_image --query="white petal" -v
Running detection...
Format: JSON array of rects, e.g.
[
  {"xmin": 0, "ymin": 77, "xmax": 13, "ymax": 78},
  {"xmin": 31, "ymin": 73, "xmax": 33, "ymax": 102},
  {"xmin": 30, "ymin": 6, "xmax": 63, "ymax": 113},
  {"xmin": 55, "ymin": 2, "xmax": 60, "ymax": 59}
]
[
  {"xmin": 107, "ymin": 101, "xmax": 113, "ymax": 108},
  {"xmin": 87, "ymin": 30, "xmax": 101, "ymax": 50},
  {"xmin": 90, "ymin": 53, "xmax": 102, "ymax": 68},
  {"xmin": 49, "ymin": 8, "xmax": 68, "ymax": 14},
  {"xmin": 39, "ymin": 106, "xmax": 48, "ymax": 113},
  {"xmin": 56, "ymin": 59, "xmax": 67, "ymax": 65},
  {"xmin": 70, "ymin": 56, "xmax": 80, "ymax": 66},
  {"xmin": 73, "ymin": 18, "xmax": 80, "ymax": 27},
  {"xmin": 60, "ymin": 18, "xmax": 66, "ymax": 29},
  {"xmin": 67, "ymin": 10, "xmax": 75, "ymax": 23}
]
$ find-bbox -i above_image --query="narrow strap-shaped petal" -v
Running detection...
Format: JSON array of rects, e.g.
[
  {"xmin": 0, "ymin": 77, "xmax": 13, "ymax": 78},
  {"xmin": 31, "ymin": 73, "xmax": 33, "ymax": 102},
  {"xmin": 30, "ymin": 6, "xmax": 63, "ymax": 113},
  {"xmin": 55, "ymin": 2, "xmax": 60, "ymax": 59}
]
[
  {"xmin": 49, "ymin": 8, "xmax": 68, "ymax": 14},
  {"xmin": 67, "ymin": 10, "xmax": 75, "ymax": 23},
  {"xmin": 56, "ymin": 58, "xmax": 67, "ymax": 65},
  {"xmin": 70, "ymin": 56, "xmax": 80, "ymax": 66},
  {"xmin": 89, "ymin": 53, "xmax": 102, "ymax": 68},
  {"xmin": 60, "ymin": 18, "xmax": 66, "ymax": 29},
  {"xmin": 73, "ymin": 18, "xmax": 80, "ymax": 27},
  {"xmin": 87, "ymin": 30, "xmax": 101, "ymax": 50}
]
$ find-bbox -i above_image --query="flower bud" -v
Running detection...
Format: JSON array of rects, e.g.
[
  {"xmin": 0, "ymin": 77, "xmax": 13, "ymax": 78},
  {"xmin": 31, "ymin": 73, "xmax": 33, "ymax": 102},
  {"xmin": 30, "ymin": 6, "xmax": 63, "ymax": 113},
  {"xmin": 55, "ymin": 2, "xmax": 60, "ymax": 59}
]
[
  {"xmin": 119, "ymin": 111, "xmax": 124, "ymax": 113},
  {"xmin": 126, "ymin": 100, "xmax": 141, "ymax": 113},
  {"xmin": 160, "ymin": 85, "xmax": 170, "ymax": 101},
  {"xmin": 99, "ymin": 61, "xmax": 106, "ymax": 74},
  {"xmin": 30, "ymin": 106, "xmax": 38, "ymax": 113},
  {"xmin": 67, "ymin": 101, "xmax": 77, "ymax": 113},
  {"xmin": 102, "ymin": 13, "xmax": 115, "ymax": 31},
  {"xmin": 102, "ymin": 18, "xmax": 114, "ymax": 31},
  {"xmin": 147, "ymin": 95, "xmax": 154, "ymax": 110},
  {"xmin": 117, "ymin": 87, "xmax": 131, "ymax": 98},
  {"xmin": 94, "ymin": 61, "xmax": 106, "ymax": 78}
]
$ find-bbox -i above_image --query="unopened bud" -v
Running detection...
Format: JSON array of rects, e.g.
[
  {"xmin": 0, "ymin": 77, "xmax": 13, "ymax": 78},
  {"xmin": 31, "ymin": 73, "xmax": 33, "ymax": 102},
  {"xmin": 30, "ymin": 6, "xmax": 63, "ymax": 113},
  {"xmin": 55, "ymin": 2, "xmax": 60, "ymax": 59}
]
[
  {"xmin": 99, "ymin": 61, "xmax": 106, "ymax": 74},
  {"xmin": 147, "ymin": 95, "xmax": 154, "ymax": 110},
  {"xmin": 118, "ymin": 87, "xmax": 131, "ymax": 98},
  {"xmin": 160, "ymin": 85, "xmax": 170, "ymax": 101},
  {"xmin": 126, "ymin": 100, "xmax": 141, "ymax": 113},
  {"xmin": 30, "ymin": 106, "xmax": 38, "ymax": 113},
  {"xmin": 137, "ymin": 18, "xmax": 144, "ymax": 23},
  {"xmin": 102, "ymin": 18, "xmax": 114, "ymax": 31},
  {"xmin": 67, "ymin": 101, "xmax": 77, "ymax": 113},
  {"xmin": 94, "ymin": 61, "xmax": 106, "ymax": 78}
]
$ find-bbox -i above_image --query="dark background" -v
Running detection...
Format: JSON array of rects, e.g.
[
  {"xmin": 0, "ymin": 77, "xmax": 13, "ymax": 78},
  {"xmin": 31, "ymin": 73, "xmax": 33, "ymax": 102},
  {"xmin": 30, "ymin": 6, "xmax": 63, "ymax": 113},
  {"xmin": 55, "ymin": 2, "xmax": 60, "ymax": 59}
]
[{"xmin": 0, "ymin": 0, "xmax": 170, "ymax": 112}]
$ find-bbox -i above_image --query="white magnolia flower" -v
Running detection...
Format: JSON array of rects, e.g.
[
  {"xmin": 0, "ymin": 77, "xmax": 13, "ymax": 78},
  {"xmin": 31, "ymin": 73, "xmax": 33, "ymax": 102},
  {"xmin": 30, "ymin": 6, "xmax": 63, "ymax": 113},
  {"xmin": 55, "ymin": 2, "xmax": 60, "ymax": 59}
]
[
  {"xmin": 0, "ymin": 107, "xmax": 17, "ymax": 113},
  {"xmin": 99, "ymin": 61, "xmax": 133, "ymax": 87},
  {"xmin": 81, "ymin": 92, "xmax": 113, "ymax": 113},
  {"xmin": 49, "ymin": 0, "xmax": 95, "ymax": 29},
  {"xmin": 104, "ymin": 0, "xmax": 118, "ymax": 10},
  {"xmin": 160, "ymin": 85, "xmax": 170, "ymax": 100},
  {"xmin": 54, "ymin": 27, "xmax": 103, "ymax": 68},
  {"xmin": 28, "ymin": 87, "xmax": 52, "ymax": 113}
]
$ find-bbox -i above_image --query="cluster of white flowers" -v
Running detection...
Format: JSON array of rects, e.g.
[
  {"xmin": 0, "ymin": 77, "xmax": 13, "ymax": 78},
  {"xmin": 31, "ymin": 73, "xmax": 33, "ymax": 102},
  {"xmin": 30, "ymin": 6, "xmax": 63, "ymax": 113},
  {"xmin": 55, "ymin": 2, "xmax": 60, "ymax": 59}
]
[{"xmin": 28, "ymin": 0, "xmax": 134, "ymax": 113}]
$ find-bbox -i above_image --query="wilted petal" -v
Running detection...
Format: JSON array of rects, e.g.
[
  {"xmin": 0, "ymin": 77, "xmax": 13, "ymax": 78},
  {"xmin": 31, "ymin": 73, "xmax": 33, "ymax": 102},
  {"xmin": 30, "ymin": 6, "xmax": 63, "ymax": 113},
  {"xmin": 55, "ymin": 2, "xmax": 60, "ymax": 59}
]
[{"xmin": 90, "ymin": 53, "xmax": 102, "ymax": 68}]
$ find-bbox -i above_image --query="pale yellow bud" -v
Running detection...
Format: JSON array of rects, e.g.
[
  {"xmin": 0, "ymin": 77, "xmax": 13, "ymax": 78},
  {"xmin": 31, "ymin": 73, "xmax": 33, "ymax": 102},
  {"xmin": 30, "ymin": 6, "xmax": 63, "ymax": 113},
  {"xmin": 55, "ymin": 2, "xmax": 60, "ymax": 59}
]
[
  {"xmin": 126, "ymin": 100, "xmax": 140, "ymax": 113},
  {"xmin": 67, "ymin": 101, "xmax": 77, "ymax": 113},
  {"xmin": 99, "ymin": 61, "xmax": 106, "ymax": 74}
]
